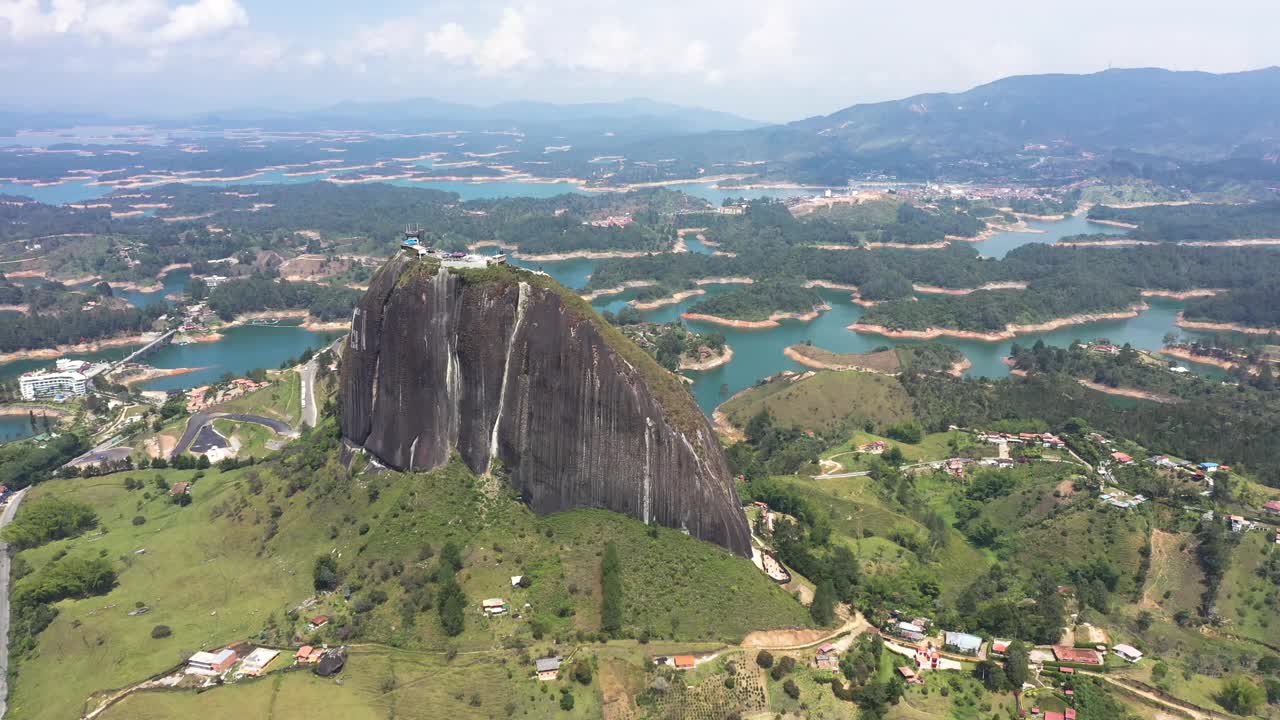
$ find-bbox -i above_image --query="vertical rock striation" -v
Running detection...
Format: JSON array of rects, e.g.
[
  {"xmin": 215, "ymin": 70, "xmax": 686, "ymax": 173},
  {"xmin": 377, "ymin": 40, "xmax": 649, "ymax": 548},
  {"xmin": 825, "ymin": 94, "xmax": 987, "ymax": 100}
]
[{"xmin": 341, "ymin": 254, "xmax": 752, "ymax": 556}]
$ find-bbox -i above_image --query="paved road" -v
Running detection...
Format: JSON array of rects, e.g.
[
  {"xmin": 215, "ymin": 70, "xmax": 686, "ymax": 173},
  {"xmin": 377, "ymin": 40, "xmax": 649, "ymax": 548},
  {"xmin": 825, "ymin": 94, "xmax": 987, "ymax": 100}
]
[
  {"xmin": 67, "ymin": 447, "xmax": 134, "ymax": 468},
  {"xmin": 170, "ymin": 412, "xmax": 294, "ymax": 459},
  {"xmin": 301, "ymin": 337, "xmax": 343, "ymax": 429},
  {"xmin": 300, "ymin": 356, "xmax": 319, "ymax": 428},
  {"xmin": 0, "ymin": 487, "xmax": 30, "ymax": 718}
]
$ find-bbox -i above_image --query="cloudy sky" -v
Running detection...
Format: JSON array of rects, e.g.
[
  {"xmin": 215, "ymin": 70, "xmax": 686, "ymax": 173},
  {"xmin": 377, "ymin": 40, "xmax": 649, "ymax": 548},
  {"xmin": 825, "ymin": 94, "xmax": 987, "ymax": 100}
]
[{"xmin": 1, "ymin": 0, "xmax": 1277, "ymax": 122}]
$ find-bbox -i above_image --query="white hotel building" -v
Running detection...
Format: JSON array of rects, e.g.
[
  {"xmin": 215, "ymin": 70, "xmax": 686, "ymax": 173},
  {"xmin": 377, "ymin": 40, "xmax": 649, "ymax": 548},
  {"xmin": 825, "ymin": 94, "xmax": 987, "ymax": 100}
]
[{"xmin": 19, "ymin": 369, "xmax": 91, "ymax": 400}]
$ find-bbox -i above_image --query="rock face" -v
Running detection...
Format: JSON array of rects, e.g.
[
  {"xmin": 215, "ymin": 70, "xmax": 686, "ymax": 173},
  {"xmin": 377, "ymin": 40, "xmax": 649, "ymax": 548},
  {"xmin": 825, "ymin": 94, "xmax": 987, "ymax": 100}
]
[{"xmin": 341, "ymin": 254, "xmax": 752, "ymax": 556}]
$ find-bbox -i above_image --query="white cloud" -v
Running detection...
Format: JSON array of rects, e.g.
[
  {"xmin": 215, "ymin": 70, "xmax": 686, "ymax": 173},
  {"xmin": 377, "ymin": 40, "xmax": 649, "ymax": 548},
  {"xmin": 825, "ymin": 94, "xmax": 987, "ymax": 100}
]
[
  {"xmin": 0, "ymin": 0, "xmax": 245, "ymax": 43},
  {"xmin": 739, "ymin": 2, "xmax": 796, "ymax": 69},
  {"xmin": 300, "ymin": 48, "xmax": 325, "ymax": 67},
  {"xmin": 425, "ymin": 22, "xmax": 475, "ymax": 64},
  {"xmin": 421, "ymin": 7, "xmax": 533, "ymax": 74},
  {"xmin": 155, "ymin": 0, "xmax": 246, "ymax": 43}
]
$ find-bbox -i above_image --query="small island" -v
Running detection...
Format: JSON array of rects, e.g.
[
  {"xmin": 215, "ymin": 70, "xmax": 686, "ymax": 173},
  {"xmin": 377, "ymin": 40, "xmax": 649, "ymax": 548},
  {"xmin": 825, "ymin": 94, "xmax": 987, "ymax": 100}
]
[
  {"xmin": 1177, "ymin": 282, "xmax": 1280, "ymax": 334},
  {"xmin": 681, "ymin": 282, "xmax": 828, "ymax": 328},
  {"xmin": 854, "ymin": 280, "xmax": 1145, "ymax": 341},
  {"xmin": 784, "ymin": 342, "xmax": 969, "ymax": 376},
  {"xmin": 604, "ymin": 314, "xmax": 732, "ymax": 372}
]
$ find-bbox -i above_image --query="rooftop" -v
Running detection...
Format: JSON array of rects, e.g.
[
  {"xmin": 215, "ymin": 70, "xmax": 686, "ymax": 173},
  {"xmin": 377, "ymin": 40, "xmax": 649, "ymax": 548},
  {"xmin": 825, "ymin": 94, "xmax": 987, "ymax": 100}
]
[{"xmin": 944, "ymin": 631, "xmax": 983, "ymax": 652}]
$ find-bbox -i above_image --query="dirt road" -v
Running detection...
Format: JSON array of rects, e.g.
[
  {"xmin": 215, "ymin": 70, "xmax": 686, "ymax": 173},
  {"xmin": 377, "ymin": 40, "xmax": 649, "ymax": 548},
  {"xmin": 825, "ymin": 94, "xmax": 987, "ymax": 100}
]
[{"xmin": 740, "ymin": 612, "xmax": 870, "ymax": 650}]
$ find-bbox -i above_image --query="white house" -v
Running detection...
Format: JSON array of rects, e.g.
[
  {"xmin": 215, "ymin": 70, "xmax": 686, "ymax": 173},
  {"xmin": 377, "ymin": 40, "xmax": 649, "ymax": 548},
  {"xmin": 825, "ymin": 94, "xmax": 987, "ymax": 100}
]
[
  {"xmin": 1112, "ymin": 644, "xmax": 1143, "ymax": 663},
  {"xmin": 239, "ymin": 647, "xmax": 280, "ymax": 676}
]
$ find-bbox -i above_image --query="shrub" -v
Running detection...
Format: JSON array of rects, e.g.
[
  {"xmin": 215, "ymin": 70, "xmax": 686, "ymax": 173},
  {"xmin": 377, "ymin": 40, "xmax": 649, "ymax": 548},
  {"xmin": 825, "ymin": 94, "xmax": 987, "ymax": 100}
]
[
  {"xmin": 131, "ymin": 516, "xmax": 146, "ymax": 526},
  {"xmin": 601, "ymin": 542, "xmax": 623, "ymax": 635},
  {"xmin": 2, "ymin": 498, "xmax": 98, "ymax": 549},
  {"xmin": 313, "ymin": 555, "xmax": 340, "ymax": 591},
  {"xmin": 783, "ymin": 679, "xmax": 800, "ymax": 699},
  {"xmin": 150, "ymin": 625, "xmax": 172, "ymax": 639}
]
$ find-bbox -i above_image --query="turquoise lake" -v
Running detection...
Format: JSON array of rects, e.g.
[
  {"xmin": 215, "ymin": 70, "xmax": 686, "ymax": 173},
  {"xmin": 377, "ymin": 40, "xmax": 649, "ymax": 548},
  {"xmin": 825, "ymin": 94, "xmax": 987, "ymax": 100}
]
[
  {"xmin": 0, "ymin": 185, "xmax": 1233, "ymax": 414},
  {"xmin": 512, "ymin": 219, "xmax": 1229, "ymax": 413}
]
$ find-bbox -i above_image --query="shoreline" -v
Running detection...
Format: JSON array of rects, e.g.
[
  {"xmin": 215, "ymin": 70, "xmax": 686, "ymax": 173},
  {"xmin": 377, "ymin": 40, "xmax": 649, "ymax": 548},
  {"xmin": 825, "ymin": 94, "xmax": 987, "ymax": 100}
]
[
  {"xmin": 803, "ymin": 280, "xmax": 860, "ymax": 292},
  {"xmin": 220, "ymin": 309, "xmax": 346, "ymax": 332},
  {"xmin": 1158, "ymin": 346, "xmax": 1241, "ymax": 371},
  {"xmin": 512, "ymin": 248, "xmax": 652, "ymax": 262},
  {"xmin": 116, "ymin": 366, "xmax": 207, "ymax": 386},
  {"xmin": 679, "ymin": 345, "xmax": 734, "ymax": 372},
  {"xmin": 782, "ymin": 345, "xmax": 895, "ymax": 374},
  {"xmin": 631, "ymin": 289, "xmax": 705, "ymax": 310},
  {"xmin": 849, "ymin": 303, "xmax": 1150, "ymax": 342},
  {"xmin": 682, "ymin": 304, "xmax": 829, "ymax": 329},
  {"xmin": 912, "ymin": 281, "xmax": 1028, "ymax": 296},
  {"xmin": 949, "ymin": 357, "xmax": 973, "ymax": 377},
  {"xmin": 1087, "ymin": 218, "xmax": 1140, "ymax": 229},
  {"xmin": 579, "ymin": 280, "xmax": 657, "ymax": 302},
  {"xmin": 711, "ymin": 409, "xmax": 746, "ymax": 444},
  {"xmin": 1139, "ymin": 288, "xmax": 1225, "ymax": 299},
  {"xmin": 0, "ymin": 333, "xmax": 160, "ymax": 365},
  {"xmin": 1060, "ymin": 237, "xmax": 1280, "ymax": 249},
  {"xmin": 0, "ymin": 404, "xmax": 71, "ymax": 417},
  {"xmin": 692, "ymin": 276, "xmax": 754, "ymax": 286},
  {"xmin": 1175, "ymin": 313, "xmax": 1280, "ymax": 336}
]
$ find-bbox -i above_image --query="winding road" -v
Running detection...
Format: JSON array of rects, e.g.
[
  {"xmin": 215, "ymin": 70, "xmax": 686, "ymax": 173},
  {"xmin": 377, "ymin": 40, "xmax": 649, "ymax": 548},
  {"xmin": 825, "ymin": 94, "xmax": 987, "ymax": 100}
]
[
  {"xmin": 0, "ymin": 488, "xmax": 30, "ymax": 718},
  {"xmin": 170, "ymin": 413, "xmax": 295, "ymax": 459}
]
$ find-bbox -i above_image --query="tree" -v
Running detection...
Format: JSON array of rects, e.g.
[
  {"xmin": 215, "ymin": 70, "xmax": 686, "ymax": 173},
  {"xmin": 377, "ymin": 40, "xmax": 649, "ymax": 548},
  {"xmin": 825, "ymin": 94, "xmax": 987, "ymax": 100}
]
[
  {"xmin": 745, "ymin": 408, "xmax": 774, "ymax": 444},
  {"xmin": 810, "ymin": 579, "xmax": 836, "ymax": 626},
  {"xmin": 882, "ymin": 445, "xmax": 905, "ymax": 466},
  {"xmin": 1219, "ymin": 675, "xmax": 1265, "ymax": 715},
  {"xmin": 572, "ymin": 661, "xmax": 593, "ymax": 685},
  {"xmin": 1003, "ymin": 640, "xmax": 1030, "ymax": 689},
  {"xmin": 974, "ymin": 660, "xmax": 1008, "ymax": 692},
  {"xmin": 601, "ymin": 542, "xmax": 623, "ymax": 635},
  {"xmin": 783, "ymin": 679, "xmax": 800, "ymax": 699},
  {"xmin": 438, "ymin": 575, "xmax": 467, "ymax": 636},
  {"xmin": 559, "ymin": 691, "xmax": 575, "ymax": 711},
  {"xmin": 439, "ymin": 541, "xmax": 464, "ymax": 571},
  {"xmin": 313, "ymin": 555, "xmax": 339, "ymax": 591},
  {"xmin": 756, "ymin": 650, "xmax": 774, "ymax": 669}
]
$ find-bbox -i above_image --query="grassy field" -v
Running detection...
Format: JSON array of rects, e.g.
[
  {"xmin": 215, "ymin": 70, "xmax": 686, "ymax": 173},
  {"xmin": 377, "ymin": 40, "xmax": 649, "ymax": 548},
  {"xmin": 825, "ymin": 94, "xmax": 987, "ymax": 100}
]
[
  {"xmin": 719, "ymin": 370, "xmax": 915, "ymax": 435},
  {"xmin": 211, "ymin": 418, "xmax": 278, "ymax": 458},
  {"xmin": 887, "ymin": 670, "xmax": 1016, "ymax": 720},
  {"xmin": 823, "ymin": 430, "xmax": 971, "ymax": 472},
  {"xmin": 214, "ymin": 370, "xmax": 302, "ymax": 425},
  {"xmin": 1215, "ymin": 530, "xmax": 1280, "ymax": 647},
  {"xmin": 102, "ymin": 645, "xmax": 602, "ymax": 720},
  {"xmin": 769, "ymin": 474, "xmax": 991, "ymax": 601},
  {"xmin": 7, "ymin": 448, "xmax": 808, "ymax": 720},
  {"xmin": 7, "ymin": 468, "xmax": 315, "ymax": 720},
  {"xmin": 1139, "ymin": 529, "xmax": 1205, "ymax": 619}
]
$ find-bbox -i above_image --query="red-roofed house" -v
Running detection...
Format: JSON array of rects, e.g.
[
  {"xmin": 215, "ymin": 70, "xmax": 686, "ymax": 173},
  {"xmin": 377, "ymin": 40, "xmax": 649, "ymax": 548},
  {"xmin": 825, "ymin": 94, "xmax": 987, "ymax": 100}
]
[
  {"xmin": 308, "ymin": 615, "xmax": 329, "ymax": 630},
  {"xmin": 1111, "ymin": 452, "xmax": 1133, "ymax": 464},
  {"xmin": 1045, "ymin": 712, "xmax": 1066, "ymax": 720},
  {"xmin": 1052, "ymin": 646, "xmax": 1104, "ymax": 665},
  {"xmin": 673, "ymin": 655, "xmax": 696, "ymax": 670},
  {"xmin": 1263, "ymin": 500, "xmax": 1280, "ymax": 515},
  {"xmin": 1065, "ymin": 710, "xmax": 1077, "ymax": 720}
]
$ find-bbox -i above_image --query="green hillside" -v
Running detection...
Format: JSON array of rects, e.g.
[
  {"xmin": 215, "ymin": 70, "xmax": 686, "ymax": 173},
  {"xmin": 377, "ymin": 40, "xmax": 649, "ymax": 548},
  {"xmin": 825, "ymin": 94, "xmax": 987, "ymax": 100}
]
[
  {"xmin": 5, "ymin": 424, "xmax": 808, "ymax": 720},
  {"xmin": 719, "ymin": 370, "xmax": 915, "ymax": 435}
]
